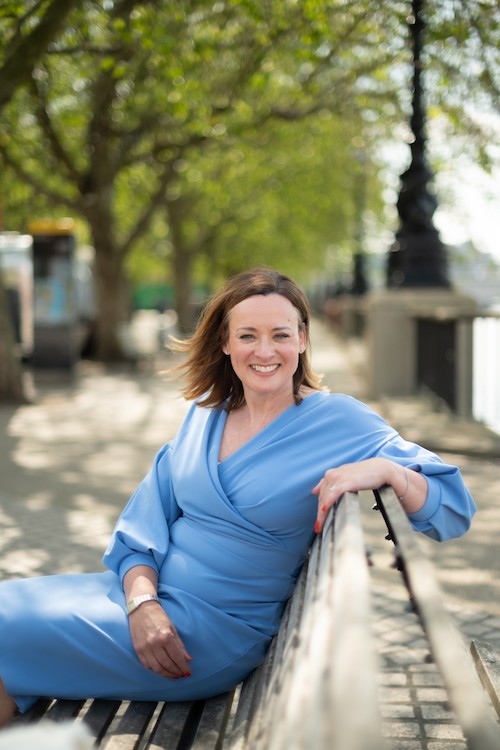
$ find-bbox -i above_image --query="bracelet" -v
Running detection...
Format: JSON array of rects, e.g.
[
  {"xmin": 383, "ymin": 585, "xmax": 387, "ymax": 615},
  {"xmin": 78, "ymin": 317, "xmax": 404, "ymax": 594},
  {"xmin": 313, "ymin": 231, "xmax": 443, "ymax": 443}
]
[
  {"xmin": 397, "ymin": 468, "xmax": 410, "ymax": 502},
  {"xmin": 126, "ymin": 593, "xmax": 160, "ymax": 616}
]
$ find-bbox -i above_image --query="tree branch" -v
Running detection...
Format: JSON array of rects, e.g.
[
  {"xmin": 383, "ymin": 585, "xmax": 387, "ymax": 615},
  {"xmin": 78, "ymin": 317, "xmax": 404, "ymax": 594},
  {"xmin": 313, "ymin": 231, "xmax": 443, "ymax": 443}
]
[
  {"xmin": 0, "ymin": 148, "xmax": 80, "ymax": 211},
  {"xmin": 0, "ymin": 0, "xmax": 84, "ymax": 112},
  {"xmin": 30, "ymin": 76, "xmax": 84, "ymax": 184},
  {"xmin": 120, "ymin": 159, "xmax": 179, "ymax": 258}
]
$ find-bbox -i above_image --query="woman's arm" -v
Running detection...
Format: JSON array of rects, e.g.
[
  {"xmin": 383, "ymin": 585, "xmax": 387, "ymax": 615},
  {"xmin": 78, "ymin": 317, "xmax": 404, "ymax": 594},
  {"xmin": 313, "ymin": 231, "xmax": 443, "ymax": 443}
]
[
  {"xmin": 103, "ymin": 443, "xmax": 181, "ymax": 583},
  {"xmin": 311, "ymin": 395, "xmax": 476, "ymax": 541}
]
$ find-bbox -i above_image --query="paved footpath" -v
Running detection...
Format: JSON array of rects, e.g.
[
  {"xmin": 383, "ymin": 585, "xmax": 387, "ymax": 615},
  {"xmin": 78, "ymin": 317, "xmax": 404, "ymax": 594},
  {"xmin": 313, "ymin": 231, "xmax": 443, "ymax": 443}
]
[{"xmin": 0, "ymin": 315, "xmax": 499, "ymax": 748}]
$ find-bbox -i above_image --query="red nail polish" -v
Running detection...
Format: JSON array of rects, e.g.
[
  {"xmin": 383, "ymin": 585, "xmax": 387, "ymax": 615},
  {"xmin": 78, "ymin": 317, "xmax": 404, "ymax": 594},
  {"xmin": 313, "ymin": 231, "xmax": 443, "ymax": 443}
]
[
  {"xmin": 185, "ymin": 671, "xmax": 192, "ymax": 678},
  {"xmin": 321, "ymin": 504, "xmax": 327, "ymax": 512},
  {"xmin": 314, "ymin": 520, "xmax": 320, "ymax": 533}
]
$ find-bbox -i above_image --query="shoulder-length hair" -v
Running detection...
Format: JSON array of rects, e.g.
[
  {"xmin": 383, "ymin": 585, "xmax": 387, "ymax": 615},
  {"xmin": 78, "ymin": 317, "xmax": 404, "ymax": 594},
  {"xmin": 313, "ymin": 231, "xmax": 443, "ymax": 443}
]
[{"xmin": 170, "ymin": 267, "xmax": 323, "ymax": 411}]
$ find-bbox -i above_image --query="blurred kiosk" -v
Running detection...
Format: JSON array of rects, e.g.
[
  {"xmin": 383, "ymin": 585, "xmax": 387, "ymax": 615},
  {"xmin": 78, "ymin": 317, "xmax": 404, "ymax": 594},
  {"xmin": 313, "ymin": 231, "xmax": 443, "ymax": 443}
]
[
  {"xmin": 29, "ymin": 219, "xmax": 78, "ymax": 369},
  {"xmin": 0, "ymin": 232, "xmax": 33, "ymax": 359}
]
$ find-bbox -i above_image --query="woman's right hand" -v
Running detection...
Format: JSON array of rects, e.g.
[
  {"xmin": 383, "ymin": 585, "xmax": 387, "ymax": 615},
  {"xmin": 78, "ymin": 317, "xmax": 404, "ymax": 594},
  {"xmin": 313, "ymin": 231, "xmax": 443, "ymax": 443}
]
[{"xmin": 128, "ymin": 600, "xmax": 192, "ymax": 679}]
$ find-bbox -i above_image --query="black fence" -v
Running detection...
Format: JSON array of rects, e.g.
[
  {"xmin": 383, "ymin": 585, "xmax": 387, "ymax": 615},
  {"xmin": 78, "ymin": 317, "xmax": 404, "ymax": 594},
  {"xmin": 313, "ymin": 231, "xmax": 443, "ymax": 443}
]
[{"xmin": 417, "ymin": 318, "xmax": 457, "ymax": 410}]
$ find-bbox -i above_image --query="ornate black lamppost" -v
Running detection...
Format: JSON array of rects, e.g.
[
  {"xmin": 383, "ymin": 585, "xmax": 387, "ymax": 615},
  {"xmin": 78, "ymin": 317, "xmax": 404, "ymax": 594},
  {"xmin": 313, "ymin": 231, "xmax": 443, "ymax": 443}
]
[{"xmin": 387, "ymin": 0, "xmax": 450, "ymax": 288}]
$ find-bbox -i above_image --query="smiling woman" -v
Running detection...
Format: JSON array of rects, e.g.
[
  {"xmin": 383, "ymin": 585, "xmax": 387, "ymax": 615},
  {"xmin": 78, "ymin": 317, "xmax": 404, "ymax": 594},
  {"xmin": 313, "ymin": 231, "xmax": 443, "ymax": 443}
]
[{"xmin": 0, "ymin": 267, "xmax": 476, "ymax": 726}]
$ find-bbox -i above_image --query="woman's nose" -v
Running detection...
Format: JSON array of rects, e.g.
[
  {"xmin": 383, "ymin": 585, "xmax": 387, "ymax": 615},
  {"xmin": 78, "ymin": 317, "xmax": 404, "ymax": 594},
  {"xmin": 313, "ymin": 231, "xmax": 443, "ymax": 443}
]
[{"xmin": 255, "ymin": 337, "xmax": 273, "ymax": 357}]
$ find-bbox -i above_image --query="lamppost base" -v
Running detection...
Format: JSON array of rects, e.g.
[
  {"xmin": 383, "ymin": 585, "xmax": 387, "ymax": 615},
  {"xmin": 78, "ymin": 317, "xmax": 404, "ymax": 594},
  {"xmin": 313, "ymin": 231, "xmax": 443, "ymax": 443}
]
[
  {"xmin": 364, "ymin": 287, "xmax": 477, "ymax": 399},
  {"xmin": 388, "ymin": 230, "xmax": 450, "ymax": 289}
]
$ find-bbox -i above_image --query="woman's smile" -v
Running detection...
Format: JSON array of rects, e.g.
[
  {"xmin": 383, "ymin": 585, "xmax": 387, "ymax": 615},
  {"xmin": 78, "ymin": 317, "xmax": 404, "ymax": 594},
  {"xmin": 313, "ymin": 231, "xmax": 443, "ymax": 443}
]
[{"xmin": 250, "ymin": 364, "xmax": 280, "ymax": 373}]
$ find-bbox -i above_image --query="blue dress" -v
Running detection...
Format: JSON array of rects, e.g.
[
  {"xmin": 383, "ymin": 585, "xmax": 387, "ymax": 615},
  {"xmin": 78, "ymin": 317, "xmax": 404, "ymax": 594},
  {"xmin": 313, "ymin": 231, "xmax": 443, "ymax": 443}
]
[{"xmin": 0, "ymin": 393, "xmax": 476, "ymax": 712}]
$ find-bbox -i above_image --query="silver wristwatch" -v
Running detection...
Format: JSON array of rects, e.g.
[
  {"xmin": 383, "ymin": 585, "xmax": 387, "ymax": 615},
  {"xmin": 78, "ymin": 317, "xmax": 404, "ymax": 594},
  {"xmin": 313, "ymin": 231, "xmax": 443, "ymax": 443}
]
[{"xmin": 126, "ymin": 593, "xmax": 160, "ymax": 615}]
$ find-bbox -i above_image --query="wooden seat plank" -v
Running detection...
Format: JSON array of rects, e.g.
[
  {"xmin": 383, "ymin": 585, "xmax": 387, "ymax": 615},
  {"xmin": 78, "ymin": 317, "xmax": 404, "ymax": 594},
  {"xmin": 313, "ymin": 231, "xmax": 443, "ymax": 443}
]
[
  {"xmin": 80, "ymin": 699, "xmax": 122, "ymax": 744},
  {"xmin": 323, "ymin": 491, "xmax": 383, "ymax": 750},
  {"xmin": 43, "ymin": 698, "xmax": 87, "ymax": 722},
  {"xmin": 470, "ymin": 640, "xmax": 500, "ymax": 720},
  {"xmin": 146, "ymin": 701, "xmax": 198, "ymax": 750},
  {"xmin": 100, "ymin": 700, "xmax": 158, "ymax": 750},
  {"xmin": 190, "ymin": 693, "xmax": 235, "ymax": 750}
]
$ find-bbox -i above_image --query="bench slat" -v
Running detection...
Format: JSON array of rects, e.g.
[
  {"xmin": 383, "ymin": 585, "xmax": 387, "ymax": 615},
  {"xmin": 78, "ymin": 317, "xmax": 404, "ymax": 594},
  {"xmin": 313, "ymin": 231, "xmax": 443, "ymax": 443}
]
[
  {"xmin": 80, "ymin": 700, "xmax": 122, "ymax": 744},
  {"xmin": 190, "ymin": 694, "xmax": 235, "ymax": 750},
  {"xmin": 241, "ymin": 529, "xmax": 323, "ymax": 750},
  {"xmin": 470, "ymin": 640, "xmax": 500, "ymax": 720},
  {"xmin": 147, "ymin": 701, "xmax": 199, "ymax": 750},
  {"xmin": 323, "ymin": 491, "xmax": 383, "ymax": 750},
  {"xmin": 42, "ymin": 698, "xmax": 87, "ymax": 722},
  {"xmin": 100, "ymin": 700, "xmax": 157, "ymax": 749},
  {"xmin": 376, "ymin": 486, "xmax": 500, "ymax": 750}
]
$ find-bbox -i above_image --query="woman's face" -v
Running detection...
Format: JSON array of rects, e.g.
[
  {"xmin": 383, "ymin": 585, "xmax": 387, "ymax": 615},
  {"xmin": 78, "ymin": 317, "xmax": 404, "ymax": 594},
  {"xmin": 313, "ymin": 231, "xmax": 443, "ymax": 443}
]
[{"xmin": 223, "ymin": 293, "xmax": 306, "ymax": 402}]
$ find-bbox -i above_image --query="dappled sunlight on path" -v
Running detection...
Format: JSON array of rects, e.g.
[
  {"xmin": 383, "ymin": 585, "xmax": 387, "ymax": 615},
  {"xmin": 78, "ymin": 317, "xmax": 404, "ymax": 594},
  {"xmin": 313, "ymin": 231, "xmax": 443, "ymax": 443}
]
[{"xmin": 0, "ymin": 357, "xmax": 188, "ymax": 579}]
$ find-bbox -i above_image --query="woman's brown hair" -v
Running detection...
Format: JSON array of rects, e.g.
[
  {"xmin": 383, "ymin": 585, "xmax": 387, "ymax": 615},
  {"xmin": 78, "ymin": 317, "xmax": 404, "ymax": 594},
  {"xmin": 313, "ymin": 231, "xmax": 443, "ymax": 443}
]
[{"xmin": 170, "ymin": 267, "xmax": 323, "ymax": 410}]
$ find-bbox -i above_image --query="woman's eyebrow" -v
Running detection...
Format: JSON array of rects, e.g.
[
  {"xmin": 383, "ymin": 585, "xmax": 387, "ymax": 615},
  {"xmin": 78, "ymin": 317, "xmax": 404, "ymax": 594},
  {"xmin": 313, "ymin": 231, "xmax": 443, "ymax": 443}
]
[{"xmin": 235, "ymin": 325, "xmax": 293, "ymax": 332}]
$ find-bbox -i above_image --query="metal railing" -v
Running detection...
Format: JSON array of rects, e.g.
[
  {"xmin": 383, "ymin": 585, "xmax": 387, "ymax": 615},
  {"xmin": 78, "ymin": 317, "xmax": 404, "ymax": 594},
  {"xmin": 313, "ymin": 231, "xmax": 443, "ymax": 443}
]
[{"xmin": 416, "ymin": 312, "xmax": 500, "ymax": 433}]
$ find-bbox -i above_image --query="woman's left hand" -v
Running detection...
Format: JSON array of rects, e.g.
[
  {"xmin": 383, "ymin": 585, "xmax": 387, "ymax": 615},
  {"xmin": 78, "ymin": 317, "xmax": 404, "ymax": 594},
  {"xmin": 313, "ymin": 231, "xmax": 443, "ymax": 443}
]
[{"xmin": 311, "ymin": 458, "xmax": 426, "ymax": 533}]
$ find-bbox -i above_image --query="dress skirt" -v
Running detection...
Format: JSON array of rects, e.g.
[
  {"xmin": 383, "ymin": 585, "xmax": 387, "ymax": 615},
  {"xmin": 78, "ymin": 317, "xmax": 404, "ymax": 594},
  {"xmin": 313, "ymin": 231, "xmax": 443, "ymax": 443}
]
[{"xmin": 0, "ymin": 570, "xmax": 270, "ymax": 713}]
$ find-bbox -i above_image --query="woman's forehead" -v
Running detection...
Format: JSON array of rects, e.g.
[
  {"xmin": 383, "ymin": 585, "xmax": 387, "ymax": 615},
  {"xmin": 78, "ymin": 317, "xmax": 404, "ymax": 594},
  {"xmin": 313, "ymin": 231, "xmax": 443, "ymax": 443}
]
[{"xmin": 228, "ymin": 294, "xmax": 301, "ymax": 325}]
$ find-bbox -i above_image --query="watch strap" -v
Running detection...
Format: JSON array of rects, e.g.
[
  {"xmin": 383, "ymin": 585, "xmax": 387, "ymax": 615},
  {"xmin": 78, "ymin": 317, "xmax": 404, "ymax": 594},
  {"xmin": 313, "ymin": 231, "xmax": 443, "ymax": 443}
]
[{"xmin": 126, "ymin": 593, "xmax": 160, "ymax": 615}]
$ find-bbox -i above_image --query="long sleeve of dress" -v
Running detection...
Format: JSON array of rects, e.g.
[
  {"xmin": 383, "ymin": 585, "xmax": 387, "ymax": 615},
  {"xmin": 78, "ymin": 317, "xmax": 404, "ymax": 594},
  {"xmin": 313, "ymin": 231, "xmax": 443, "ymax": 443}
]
[
  {"xmin": 102, "ymin": 442, "xmax": 181, "ymax": 584},
  {"xmin": 331, "ymin": 394, "xmax": 476, "ymax": 542},
  {"xmin": 375, "ymin": 438, "xmax": 476, "ymax": 542}
]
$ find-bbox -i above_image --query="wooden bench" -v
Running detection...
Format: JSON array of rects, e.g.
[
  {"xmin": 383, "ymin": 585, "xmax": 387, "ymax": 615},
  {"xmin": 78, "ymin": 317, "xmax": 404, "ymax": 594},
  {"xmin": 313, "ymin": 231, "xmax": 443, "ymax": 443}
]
[{"xmin": 11, "ymin": 488, "xmax": 500, "ymax": 749}]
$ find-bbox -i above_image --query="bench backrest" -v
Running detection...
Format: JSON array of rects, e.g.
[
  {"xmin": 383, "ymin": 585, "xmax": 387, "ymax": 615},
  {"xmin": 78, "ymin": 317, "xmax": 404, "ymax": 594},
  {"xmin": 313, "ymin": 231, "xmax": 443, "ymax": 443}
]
[{"xmin": 229, "ymin": 491, "xmax": 383, "ymax": 750}]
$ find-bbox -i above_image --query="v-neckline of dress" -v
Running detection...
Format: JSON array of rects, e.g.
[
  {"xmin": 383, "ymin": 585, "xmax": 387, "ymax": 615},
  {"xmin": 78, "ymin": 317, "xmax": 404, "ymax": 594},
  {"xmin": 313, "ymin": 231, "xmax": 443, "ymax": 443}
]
[{"xmin": 217, "ymin": 390, "xmax": 325, "ymax": 465}]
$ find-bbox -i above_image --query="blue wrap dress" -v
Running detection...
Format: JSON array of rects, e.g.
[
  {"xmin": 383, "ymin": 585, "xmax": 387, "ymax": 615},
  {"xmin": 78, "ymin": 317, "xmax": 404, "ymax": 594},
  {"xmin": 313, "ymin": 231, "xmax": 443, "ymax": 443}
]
[{"xmin": 0, "ymin": 392, "xmax": 476, "ymax": 712}]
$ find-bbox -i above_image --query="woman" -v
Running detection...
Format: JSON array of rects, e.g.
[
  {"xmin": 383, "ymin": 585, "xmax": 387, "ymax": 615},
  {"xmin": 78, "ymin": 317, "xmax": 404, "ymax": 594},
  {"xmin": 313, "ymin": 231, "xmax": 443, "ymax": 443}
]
[{"xmin": 0, "ymin": 267, "xmax": 475, "ymax": 725}]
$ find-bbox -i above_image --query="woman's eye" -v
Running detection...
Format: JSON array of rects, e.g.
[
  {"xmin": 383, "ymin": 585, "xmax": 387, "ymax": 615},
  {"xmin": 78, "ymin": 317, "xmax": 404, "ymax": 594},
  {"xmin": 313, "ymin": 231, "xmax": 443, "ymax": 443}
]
[{"xmin": 275, "ymin": 333, "xmax": 290, "ymax": 340}]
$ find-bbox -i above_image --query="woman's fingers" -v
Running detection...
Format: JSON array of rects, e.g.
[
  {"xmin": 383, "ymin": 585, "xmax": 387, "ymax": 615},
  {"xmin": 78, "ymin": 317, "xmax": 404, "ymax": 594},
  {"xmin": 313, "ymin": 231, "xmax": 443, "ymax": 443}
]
[
  {"xmin": 130, "ymin": 605, "xmax": 192, "ymax": 678},
  {"xmin": 314, "ymin": 480, "xmax": 342, "ymax": 533}
]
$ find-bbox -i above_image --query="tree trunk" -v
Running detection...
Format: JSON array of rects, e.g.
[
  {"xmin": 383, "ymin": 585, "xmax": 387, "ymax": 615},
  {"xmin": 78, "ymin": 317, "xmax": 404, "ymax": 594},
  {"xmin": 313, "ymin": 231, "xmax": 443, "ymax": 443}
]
[
  {"xmin": 84, "ymin": 179, "xmax": 130, "ymax": 362},
  {"xmin": 92, "ymin": 243, "xmax": 131, "ymax": 361},
  {"xmin": 85, "ymin": 199, "xmax": 131, "ymax": 361},
  {"xmin": 167, "ymin": 201, "xmax": 195, "ymax": 334},
  {"xmin": 0, "ymin": 275, "xmax": 28, "ymax": 403}
]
